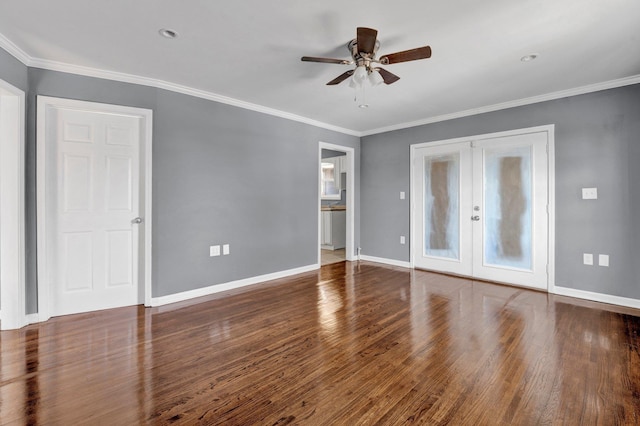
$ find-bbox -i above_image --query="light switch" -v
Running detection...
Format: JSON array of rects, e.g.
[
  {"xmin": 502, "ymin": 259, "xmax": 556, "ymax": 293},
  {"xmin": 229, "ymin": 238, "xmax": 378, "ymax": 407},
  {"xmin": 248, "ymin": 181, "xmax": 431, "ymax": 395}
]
[
  {"xmin": 598, "ymin": 254, "xmax": 609, "ymax": 267},
  {"xmin": 583, "ymin": 253, "xmax": 593, "ymax": 265},
  {"xmin": 582, "ymin": 188, "xmax": 598, "ymax": 200},
  {"xmin": 400, "ymin": 191, "xmax": 405, "ymax": 200},
  {"xmin": 223, "ymin": 244, "xmax": 230, "ymax": 255},
  {"xmin": 400, "ymin": 236, "xmax": 406, "ymax": 245},
  {"xmin": 210, "ymin": 245, "xmax": 220, "ymax": 257}
]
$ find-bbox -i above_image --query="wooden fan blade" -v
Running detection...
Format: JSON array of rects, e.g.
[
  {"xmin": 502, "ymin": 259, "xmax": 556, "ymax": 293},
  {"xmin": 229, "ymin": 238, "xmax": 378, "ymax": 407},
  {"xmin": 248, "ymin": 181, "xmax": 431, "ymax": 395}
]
[
  {"xmin": 326, "ymin": 70, "xmax": 354, "ymax": 85},
  {"xmin": 380, "ymin": 46, "xmax": 432, "ymax": 64},
  {"xmin": 301, "ymin": 56, "xmax": 351, "ymax": 65},
  {"xmin": 357, "ymin": 27, "xmax": 378, "ymax": 54},
  {"xmin": 376, "ymin": 68, "xmax": 400, "ymax": 85}
]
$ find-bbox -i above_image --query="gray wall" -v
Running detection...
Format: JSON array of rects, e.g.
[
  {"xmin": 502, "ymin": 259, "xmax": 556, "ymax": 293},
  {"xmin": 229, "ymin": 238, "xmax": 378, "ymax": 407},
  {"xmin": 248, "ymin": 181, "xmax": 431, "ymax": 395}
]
[
  {"xmin": 152, "ymin": 89, "xmax": 359, "ymax": 297},
  {"xmin": 1, "ymin": 49, "xmax": 360, "ymax": 312},
  {"xmin": 2, "ymin": 41, "xmax": 639, "ymax": 310},
  {"xmin": 0, "ymin": 48, "xmax": 28, "ymax": 91},
  {"xmin": 361, "ymin": 84, "xmax": 640, "ymax": 300}
]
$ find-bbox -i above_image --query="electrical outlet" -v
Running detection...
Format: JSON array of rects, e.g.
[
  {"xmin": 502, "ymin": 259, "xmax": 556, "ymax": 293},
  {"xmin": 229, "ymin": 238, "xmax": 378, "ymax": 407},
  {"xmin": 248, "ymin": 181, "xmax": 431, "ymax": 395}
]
[
  {"xmin": 582, "ymin": 187, "xmax": 598, "ymax": 200},
  {"xmin": 598, "ymin": 254, "xmax": 609, "ymax": 267},
  {"xmin": 210, "ymin": 245, "xmax": 220, "ymax": 257},
  {"xmin": 223, "ymin": 244, "xmax": 230, "ymax": 255},
  {"xmin": 400, "ymin": 191, "xmax": 405, "ymax": 200},
  {"xmin": 400, "ymin": 236, "xmax": 406, "ymax": 245},
  {"xmin": 583, "ymin": 253, "xmax": 593, "ymax": 265}
]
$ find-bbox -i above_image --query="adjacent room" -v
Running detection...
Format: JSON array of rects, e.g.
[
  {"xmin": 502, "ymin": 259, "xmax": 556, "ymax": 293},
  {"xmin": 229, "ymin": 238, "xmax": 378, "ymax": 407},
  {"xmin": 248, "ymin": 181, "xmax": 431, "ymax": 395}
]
[{"xmin": 0, "ymin": 0, "xmax": 639, "ymax": 424}]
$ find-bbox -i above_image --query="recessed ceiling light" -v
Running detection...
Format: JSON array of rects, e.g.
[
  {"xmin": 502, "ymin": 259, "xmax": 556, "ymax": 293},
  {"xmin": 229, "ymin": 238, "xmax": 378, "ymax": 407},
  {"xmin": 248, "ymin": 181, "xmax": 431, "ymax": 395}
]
[
  {"xmin": 159, "ymin": 28, "xmax": 178, "ymax": 39},
  {"xmin": 521, "ymin": 54, "xmax": 538, "ymax": 62}
]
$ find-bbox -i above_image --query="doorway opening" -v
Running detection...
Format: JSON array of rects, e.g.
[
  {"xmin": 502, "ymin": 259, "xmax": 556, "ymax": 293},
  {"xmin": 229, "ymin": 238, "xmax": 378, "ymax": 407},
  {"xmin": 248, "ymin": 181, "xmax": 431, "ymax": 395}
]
[{"xmin": 318, "ymin": 143, "xmax": 355, "ymax": 266}]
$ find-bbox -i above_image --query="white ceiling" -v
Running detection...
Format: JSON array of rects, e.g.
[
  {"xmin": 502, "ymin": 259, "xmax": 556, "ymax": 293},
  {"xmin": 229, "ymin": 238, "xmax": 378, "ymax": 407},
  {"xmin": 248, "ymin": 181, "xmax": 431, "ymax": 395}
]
[{"xmin": 1, "ymin": 0, "xmax": 639, "ymax": 135}]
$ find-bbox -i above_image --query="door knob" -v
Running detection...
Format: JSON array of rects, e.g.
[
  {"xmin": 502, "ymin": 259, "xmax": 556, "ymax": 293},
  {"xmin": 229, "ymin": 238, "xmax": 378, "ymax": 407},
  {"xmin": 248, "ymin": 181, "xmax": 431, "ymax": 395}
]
[
  {"xmin": 471, "ymin": 215, "xmax": 480, "ymax": 221},
  {"xmin": 132, "ymin": 217, "xmax": 143, "ymax": 224}
]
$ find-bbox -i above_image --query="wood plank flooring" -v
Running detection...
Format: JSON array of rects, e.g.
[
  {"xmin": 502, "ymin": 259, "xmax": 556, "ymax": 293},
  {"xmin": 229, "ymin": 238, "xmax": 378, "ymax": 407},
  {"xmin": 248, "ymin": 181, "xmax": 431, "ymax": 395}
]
[
  {"xmin": 321, "ymin": 249, "xmax": 345, "ymax": 265},
  {"xmin": 1, "ymin": 261, "xmax": 639, "ymax": 425}
]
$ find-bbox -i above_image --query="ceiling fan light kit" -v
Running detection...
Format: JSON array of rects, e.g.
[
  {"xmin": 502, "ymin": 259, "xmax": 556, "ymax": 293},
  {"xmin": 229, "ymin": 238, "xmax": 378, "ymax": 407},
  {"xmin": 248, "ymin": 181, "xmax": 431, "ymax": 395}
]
[{"xmin": 301, "ymin": 27, "xmax": 432, "ymax": 107}]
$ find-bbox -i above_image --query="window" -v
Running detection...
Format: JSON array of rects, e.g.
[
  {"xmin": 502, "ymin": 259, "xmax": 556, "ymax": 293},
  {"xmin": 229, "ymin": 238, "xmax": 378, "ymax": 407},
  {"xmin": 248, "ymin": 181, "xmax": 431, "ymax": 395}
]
[{"xmin": 321, "ymin": 161, "xmax": 340, "ymax": 200}]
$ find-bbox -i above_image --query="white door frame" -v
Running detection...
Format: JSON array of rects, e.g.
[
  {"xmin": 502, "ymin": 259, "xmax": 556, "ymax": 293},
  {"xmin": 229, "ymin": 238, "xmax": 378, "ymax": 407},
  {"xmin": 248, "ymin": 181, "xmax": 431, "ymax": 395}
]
[
  {"xmin": 410, "ymin": 124, "xmax": 555, "ymax": 291},
  {"xmin": 0, "ymin": 79, "xmax": 26, "ymax": 330},
  {"xmin": 36, "ymin": 96, "xmax": 153, "ymax": 321},
  {"xmin": 318, "ymin": 142, "xmax": 356, "ymax": 263}
]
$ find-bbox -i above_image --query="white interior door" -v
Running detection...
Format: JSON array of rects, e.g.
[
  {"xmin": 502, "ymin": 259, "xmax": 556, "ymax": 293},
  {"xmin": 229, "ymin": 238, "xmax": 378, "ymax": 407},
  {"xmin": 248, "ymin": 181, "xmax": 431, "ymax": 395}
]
[
  {"xmin": 46, "ymin": 106, "xmax": 141, "ymax": 316},
  {"xmin": 413, "ymin": 129, "xmax": 549, "ymax": 290}
]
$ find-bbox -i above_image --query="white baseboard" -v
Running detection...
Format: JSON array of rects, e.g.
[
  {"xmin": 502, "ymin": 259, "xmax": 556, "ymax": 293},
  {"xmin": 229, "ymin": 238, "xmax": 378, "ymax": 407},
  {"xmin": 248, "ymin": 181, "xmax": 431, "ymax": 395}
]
[
  {"xmin": 359, "ymin": 255, "xmax": 412, "ymax": 269},
  {"xmin": 26, "ymin": 313, "xmax": 40, "ymax": 325},
  {"xmin": 552, "ymin": 286, "xmax": 640, "ymax": 310},
  {"xmin": 150, "ymin": 263, "xmax": 319, "ymax": 307}
]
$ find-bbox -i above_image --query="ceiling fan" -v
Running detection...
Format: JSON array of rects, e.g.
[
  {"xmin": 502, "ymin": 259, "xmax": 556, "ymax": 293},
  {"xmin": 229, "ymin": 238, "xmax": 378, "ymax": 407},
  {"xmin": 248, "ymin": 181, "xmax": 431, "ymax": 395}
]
[{"xmin": 301, "ymin": 27, "xmax": 432, "ymax": 86}]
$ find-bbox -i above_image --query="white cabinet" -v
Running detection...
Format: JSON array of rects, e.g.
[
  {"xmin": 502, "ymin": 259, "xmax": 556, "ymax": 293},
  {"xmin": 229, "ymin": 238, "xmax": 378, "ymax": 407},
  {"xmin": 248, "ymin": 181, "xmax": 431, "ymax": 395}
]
[
  {"xmin": 321, "ymin": 210, "xmax": 346, "ymax": 250},
  {"xmin": 321, "ymin": 211, "xmax": 332, "ymax": 246}
]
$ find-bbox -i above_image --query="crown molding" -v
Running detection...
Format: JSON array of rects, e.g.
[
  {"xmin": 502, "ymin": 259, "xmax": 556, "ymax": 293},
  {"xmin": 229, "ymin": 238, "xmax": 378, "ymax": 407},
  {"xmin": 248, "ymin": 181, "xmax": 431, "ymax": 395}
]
[
  {"xmin": 361, "ymin": 74, "xmax": 640, "ymax": 136},
  {"xmin": 2, "ymin": 32, "xmax": 639, "ymax": 139},
  {"xmin": 26, "ymin": 57, "xmax": 361, "ymax": 137},
  {"xmin": 0, "ymin": 32, "xmax": 31, "ymax": 65},
  {"xmin": 0, "ymin": 34, "xmax": 361, "ymax": 137}
]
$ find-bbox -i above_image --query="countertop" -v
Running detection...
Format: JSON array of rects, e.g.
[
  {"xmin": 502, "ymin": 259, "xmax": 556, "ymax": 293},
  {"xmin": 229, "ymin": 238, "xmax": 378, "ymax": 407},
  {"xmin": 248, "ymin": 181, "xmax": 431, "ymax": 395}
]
[{"xmin": 321, "ymin": 205, "xmax": 346, "ymax": 211}]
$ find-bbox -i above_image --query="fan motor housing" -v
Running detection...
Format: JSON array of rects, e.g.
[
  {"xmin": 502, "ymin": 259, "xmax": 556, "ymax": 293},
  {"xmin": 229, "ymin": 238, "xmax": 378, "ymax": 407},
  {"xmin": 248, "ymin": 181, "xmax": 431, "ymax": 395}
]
[{"xmin": 347, "ymin": 39, "xmax": 380, "ymax": 69}]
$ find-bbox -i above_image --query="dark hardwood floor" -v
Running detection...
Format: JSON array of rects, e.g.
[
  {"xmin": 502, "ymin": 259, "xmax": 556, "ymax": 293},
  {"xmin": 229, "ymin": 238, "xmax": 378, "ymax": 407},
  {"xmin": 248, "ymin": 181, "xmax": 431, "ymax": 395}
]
[{"xmin": 1, "ymin": 261, "xmax": 639, "ymax": 425}]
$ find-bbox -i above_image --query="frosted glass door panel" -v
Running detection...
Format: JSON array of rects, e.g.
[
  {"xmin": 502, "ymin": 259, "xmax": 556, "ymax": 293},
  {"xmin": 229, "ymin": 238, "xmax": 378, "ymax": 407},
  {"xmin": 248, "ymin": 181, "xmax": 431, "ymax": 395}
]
[
  {"xmin": 424, "ymin": 154, "xmax": 460, "ymax": 260},
  {"xmin": 413, "ymin": 142, "xmax": 472, "ymax": 277},
  {"xmin": 483, "ymin": 146, "xmax": 532, "ymax": 270}
]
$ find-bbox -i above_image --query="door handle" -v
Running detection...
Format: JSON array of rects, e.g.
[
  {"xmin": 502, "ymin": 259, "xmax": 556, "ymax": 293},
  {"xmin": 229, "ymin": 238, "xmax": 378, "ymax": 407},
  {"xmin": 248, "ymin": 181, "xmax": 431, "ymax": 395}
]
[
  {"xmin": 132, "ymin": 217, "xmax": 143, "ymax": 224},
  {"xmin": 471, "ymin": 215, "xmax": 480, "ymax": 221}
]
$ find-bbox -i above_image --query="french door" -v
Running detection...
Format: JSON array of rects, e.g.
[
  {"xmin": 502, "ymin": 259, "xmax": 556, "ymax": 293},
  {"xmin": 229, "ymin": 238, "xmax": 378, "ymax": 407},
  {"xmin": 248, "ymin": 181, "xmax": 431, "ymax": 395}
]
[{"xmin": 413, "ymin": 130, "xmax": 549, "ymax": 290}]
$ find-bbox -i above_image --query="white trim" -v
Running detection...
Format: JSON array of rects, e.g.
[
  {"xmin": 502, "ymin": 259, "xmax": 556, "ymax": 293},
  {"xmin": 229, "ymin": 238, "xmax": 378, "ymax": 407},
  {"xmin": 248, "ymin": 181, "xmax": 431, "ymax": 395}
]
[
  {"xmin": 25, "ymin": 313, "xmax": 40, "ymax": 325},
  {"xmin": 0, "ymin": 30, "xmax": 357, "ymax": 136},
  {"xmin": 318, "ymin": 142, "xmax": 356, "ymax": 262},
  {"xmin": 361, "ymin": 75, "xmax": 640, "ymax": 136},
  {"xmin": 359, "ymin": 255, "xmax": 412, "ymax": 269},
  {"xmin": 547, "ymin": 126, "xmax": 556, "ymax": 292},
  {"xmin": 36, "ymin": 96, "xmax": 153, "ymax": 322},
  {"xmin": 409, "ymin": 144, "xmax": 417, "ymax": 269},
  {"xmin": 151, "ymin": 263, "xmax": 319, "ymax": 307},
  {"xmin": 409, "ymin": 125, "xmax": 556, "ymax": 292},
  {"xmin": 142, "ymin": 109, "xmax": 153, "ymax": 307},
  {"xmin": 0, "ymin": 32, "xmax": 31, "ymax": 65},
  {"xmin": 552, "ymin": 286, "xmax": 640, "ymax": 310},
  {"xmin": 0, "ymin": 79, "xmax": 26, "ymax": 330},
  {"xmin": 1, "ymin": 30, "xmax": 638, "ymax": 138},
  {"xmin": 411, "ymin": 125, "xmax": 557, "ymax": 150},
  {"xmin": 26, "ymin": 58, "xmax": 359, "ymax": 137}
]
